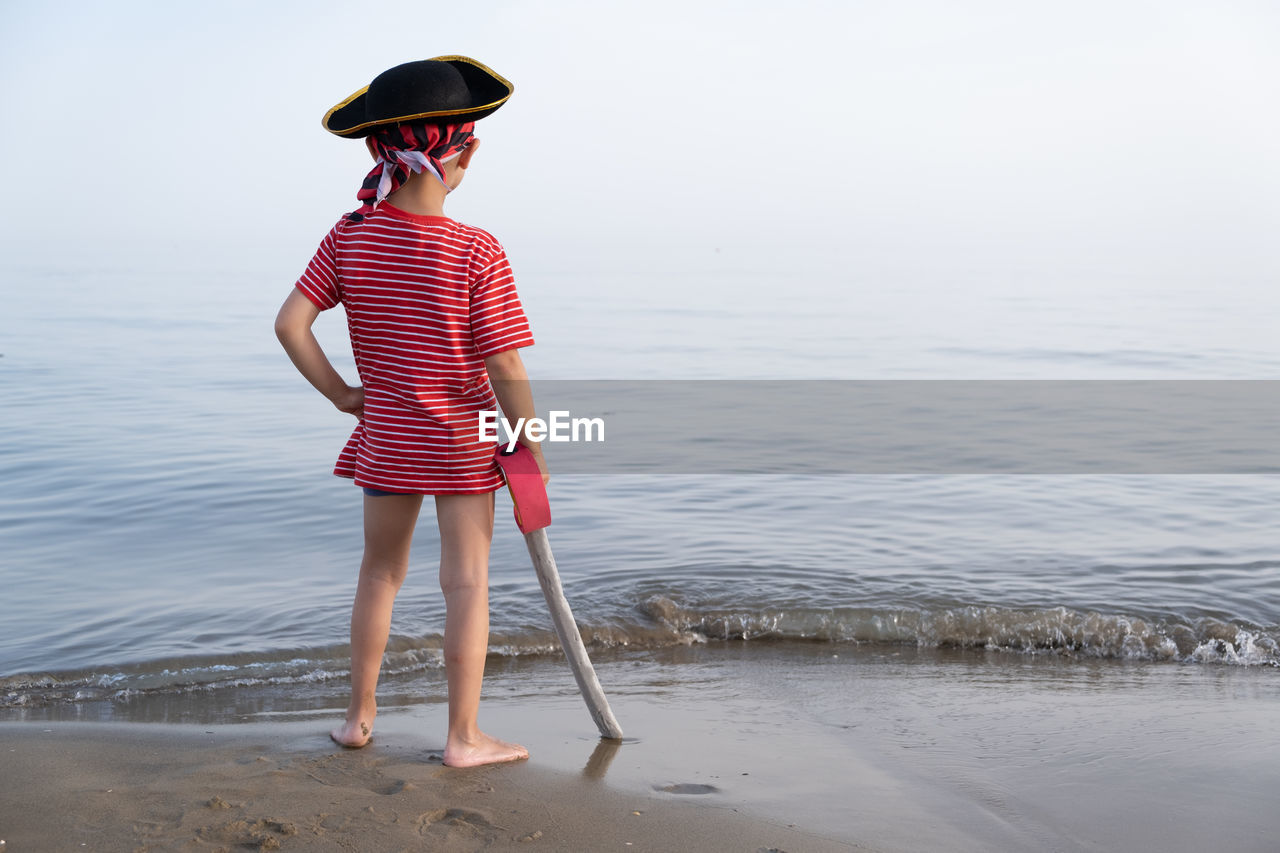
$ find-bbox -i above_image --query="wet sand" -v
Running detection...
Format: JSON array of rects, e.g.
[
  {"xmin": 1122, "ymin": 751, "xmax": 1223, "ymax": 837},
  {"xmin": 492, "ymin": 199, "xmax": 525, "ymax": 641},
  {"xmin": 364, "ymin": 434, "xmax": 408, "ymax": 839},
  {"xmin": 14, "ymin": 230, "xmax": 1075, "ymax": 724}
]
[
  {"xmin": 0, "ymin": 721, "xmax": 863, "ymax": 852},
  {"xmin": 3, "ymin": 644, "xmax": 1277, "ymax": 852}
]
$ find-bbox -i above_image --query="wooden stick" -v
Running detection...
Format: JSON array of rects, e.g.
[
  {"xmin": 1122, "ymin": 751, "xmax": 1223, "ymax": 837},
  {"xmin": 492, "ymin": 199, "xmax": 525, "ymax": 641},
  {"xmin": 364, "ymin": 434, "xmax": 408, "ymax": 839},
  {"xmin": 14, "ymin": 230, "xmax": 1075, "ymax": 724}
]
[
  {"xmin": 492, "ymin": 444, "xmax": 622, "ymax": 739},
  {"xmin": 522, "ymin": 527, "xmax": 624, "ymax": 740}
]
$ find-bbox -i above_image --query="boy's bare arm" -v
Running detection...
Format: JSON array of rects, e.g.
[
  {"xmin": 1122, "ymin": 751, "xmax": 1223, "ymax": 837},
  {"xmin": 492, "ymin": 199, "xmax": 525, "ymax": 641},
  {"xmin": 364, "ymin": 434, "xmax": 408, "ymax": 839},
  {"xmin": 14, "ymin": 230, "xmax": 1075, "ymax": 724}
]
[
  {"xmin": 275, "ymin": 289, "xmax": 364, "ymax": 418},
  {"xmin": 484, "ymin": 348, "xmax": 549, "ymax": 484}
]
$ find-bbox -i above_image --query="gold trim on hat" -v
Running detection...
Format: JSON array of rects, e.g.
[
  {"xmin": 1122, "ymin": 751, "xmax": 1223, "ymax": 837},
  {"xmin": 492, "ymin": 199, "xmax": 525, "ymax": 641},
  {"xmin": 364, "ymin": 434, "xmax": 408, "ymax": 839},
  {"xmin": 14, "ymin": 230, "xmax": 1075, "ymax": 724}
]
[{"xmin": 322, "ymin": 56, "xmax": 514, "ymax": 137}]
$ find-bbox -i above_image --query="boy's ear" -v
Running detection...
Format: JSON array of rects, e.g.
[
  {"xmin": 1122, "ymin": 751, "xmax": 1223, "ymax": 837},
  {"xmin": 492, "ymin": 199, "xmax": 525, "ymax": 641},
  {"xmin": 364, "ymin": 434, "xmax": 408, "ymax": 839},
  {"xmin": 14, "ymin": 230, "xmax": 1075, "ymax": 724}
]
[
  {"xmin": 457, "ymin": 138, "xmax": 481, "ymax": 169},
  {"xmin": 365, "ymin": 137, "xmax": 378, "ymax": 161}
]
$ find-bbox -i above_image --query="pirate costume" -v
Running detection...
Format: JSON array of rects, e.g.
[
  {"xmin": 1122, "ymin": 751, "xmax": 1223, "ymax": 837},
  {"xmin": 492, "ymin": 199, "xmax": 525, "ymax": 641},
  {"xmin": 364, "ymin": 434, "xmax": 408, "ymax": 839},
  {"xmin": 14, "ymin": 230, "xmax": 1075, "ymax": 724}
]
[{"xmin": 295, "ymin": 57, "xmax": 533, "ymax": 495}]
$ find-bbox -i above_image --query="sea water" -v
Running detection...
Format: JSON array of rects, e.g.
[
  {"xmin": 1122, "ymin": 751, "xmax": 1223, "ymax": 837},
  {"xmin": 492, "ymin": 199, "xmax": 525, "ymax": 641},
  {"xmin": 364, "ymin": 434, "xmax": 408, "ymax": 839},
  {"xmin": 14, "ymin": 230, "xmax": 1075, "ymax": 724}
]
[
  {"xmin": 3, "ymin": 251, "xmax": 1279, "ymax": 850},
  {"xmin": 1, "ymin": 256, "xmax": 1277, "ymax": 713}
]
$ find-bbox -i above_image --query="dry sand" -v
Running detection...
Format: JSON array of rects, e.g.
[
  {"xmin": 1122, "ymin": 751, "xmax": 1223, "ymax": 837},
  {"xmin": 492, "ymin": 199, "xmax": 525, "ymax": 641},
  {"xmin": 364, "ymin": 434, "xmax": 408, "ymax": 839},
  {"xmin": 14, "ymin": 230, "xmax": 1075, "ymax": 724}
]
[{"xmin": 0, "ymin": 722, "xmax": 866, "ymax": 852}]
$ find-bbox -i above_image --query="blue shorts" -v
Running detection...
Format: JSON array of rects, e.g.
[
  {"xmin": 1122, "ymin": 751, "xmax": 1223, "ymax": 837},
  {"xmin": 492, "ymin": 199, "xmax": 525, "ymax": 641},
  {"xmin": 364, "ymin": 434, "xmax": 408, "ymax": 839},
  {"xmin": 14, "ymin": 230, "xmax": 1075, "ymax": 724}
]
[{"xmin": 362, "ymin": 487, "xmax": 416, "ymax": 497}]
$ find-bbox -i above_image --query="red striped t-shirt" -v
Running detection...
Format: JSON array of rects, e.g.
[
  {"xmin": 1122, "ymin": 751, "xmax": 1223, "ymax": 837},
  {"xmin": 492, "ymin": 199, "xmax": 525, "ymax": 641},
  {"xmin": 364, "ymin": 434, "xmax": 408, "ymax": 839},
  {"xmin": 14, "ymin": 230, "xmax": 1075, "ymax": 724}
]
[{"xmin": 295, "ymin": 202, "xmax": 535, "ymax": 494}]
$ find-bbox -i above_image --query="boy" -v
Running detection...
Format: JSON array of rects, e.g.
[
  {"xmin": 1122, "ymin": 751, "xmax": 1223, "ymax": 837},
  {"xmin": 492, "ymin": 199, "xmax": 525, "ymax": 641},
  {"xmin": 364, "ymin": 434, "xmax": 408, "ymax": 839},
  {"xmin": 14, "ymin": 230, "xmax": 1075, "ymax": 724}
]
[{"xmin": 275, "ymin": 57, "xmax": 546, "ymax": 768}]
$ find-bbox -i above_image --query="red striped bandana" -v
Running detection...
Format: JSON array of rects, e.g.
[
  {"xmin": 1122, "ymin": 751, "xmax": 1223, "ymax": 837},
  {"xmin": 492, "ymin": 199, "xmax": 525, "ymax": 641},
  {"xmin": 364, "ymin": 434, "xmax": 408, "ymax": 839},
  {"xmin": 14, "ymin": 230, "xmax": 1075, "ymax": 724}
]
[{"xmin": 348, "ymin": 121, "xmax": 475, "ymax": 221}]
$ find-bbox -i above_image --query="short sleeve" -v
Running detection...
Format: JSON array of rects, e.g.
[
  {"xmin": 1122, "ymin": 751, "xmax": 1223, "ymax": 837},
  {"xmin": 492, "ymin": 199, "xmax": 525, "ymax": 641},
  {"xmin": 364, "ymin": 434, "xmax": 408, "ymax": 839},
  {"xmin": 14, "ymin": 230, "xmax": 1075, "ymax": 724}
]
[
  {"xmin": 469, "ymin": 239, "xmax": 535, "ymax": 358},
  {"xmin": 295, "ymin": 226, "xmax": 341, "ymax": 310}
]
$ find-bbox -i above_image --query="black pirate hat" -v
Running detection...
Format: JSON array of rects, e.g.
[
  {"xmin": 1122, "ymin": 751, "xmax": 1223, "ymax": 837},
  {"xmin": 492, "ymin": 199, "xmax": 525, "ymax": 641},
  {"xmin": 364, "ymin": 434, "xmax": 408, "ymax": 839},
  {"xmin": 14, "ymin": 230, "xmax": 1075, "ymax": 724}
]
[{"xmin": 323, "ymin": 56, "xmax": 513, "ymax": 137}]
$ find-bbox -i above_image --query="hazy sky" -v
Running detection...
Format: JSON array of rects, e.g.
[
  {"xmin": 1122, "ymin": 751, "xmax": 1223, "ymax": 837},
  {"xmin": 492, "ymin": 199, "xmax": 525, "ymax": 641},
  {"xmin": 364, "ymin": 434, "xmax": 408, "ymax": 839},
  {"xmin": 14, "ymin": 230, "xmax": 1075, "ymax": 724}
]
[{"xmin": 1, "ymin": 0, "xmax": 1278, "ymax": 279}]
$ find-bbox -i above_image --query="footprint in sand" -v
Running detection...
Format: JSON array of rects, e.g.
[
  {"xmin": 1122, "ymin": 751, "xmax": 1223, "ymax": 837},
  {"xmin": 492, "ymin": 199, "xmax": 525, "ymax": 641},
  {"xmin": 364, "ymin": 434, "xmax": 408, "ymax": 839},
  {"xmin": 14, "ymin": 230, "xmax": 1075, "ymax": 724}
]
[
  {"xmin": 196, "ymin": 817, "xmax": 298, "ymax": 851},
  {"xmin": 655, "ymin": 783, "xmax": 720, "ymax": 795},
  {"xmin": 416, "ymin": 807, "xmax": 497, "ymax": 840},
  {"xmin": 374, "ymin": 779, "xmax": 414, "ymax": 796}
]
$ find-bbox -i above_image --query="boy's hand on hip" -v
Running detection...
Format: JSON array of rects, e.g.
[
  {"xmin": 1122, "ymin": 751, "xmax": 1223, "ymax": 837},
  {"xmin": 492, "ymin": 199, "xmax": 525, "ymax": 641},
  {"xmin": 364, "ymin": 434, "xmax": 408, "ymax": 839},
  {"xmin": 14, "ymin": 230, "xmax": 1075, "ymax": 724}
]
[{"xmin": 334, "ymin": 385, "xmax": 365, "ymax": 420}]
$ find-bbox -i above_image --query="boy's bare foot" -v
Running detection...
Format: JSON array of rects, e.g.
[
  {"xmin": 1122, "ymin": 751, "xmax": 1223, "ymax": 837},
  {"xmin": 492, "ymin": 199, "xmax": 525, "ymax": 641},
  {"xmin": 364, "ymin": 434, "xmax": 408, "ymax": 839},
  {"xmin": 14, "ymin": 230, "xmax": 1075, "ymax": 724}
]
[
  {"xmin": 443, "ymin": 731, "xmax": 529, "ymax": 768},
  {"xmin": 330, "ymin": 718, "xmax": 373, "ymax": 748}
]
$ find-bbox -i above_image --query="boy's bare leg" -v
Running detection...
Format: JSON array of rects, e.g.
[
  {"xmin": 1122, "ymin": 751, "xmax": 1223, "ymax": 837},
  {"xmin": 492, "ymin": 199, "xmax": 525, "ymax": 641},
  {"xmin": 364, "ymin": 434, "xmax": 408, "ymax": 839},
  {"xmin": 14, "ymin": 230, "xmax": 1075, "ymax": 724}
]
[
  {"xmin": 331, "ymin": 492, "xmax": 424, "ymax": 747},
  {"xmin": 437, "ymin": 491, "xmax": 528, "ymax": 767}
]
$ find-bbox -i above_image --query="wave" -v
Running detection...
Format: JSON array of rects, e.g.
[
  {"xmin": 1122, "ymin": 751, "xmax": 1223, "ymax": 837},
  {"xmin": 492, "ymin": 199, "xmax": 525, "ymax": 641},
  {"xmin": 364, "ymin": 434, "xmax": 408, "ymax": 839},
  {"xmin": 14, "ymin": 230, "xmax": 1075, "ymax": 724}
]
[
  {"xmin": 2, "ymin": 600, "xmax": 1275, "ymax": 709},
  {"xmin": 635, "ymin": 598, "xmax": 1279, "ymax": 665}
]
